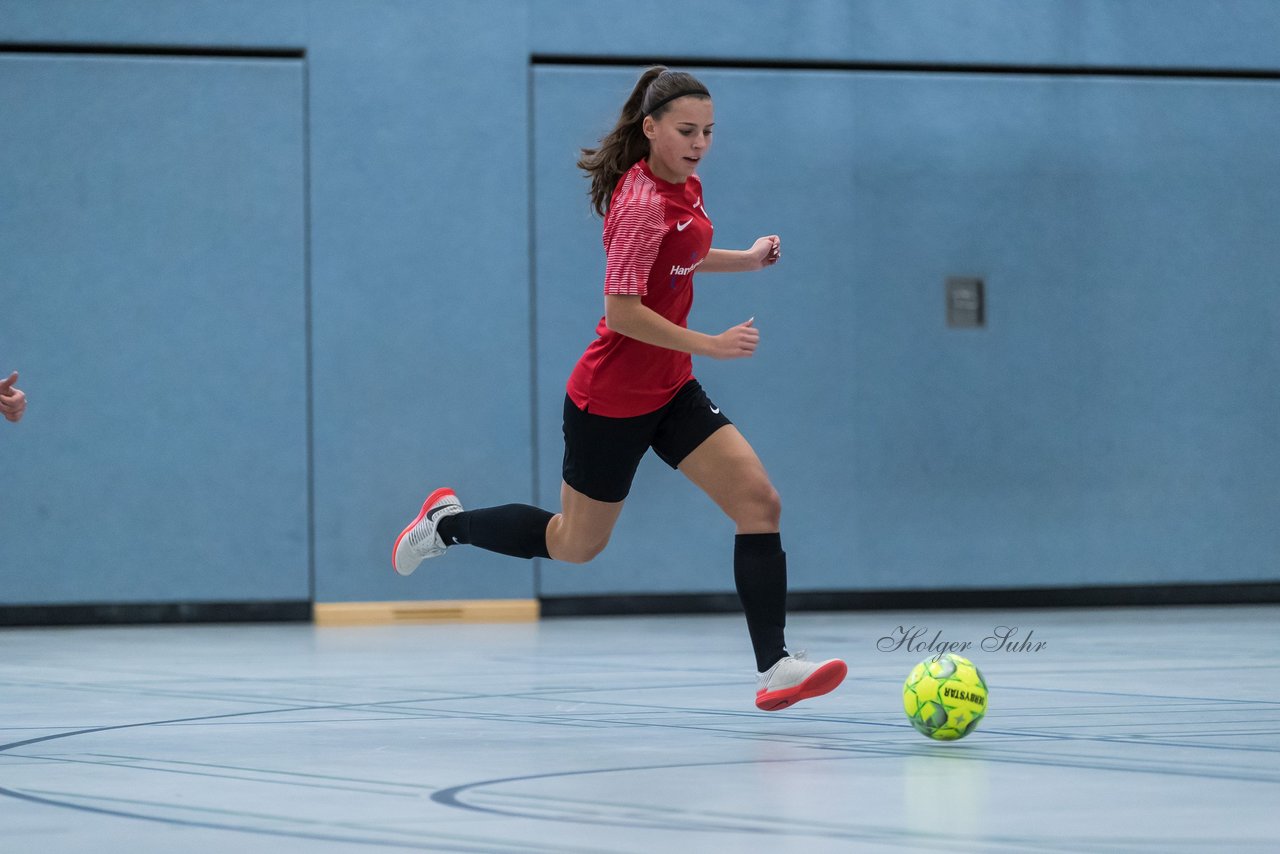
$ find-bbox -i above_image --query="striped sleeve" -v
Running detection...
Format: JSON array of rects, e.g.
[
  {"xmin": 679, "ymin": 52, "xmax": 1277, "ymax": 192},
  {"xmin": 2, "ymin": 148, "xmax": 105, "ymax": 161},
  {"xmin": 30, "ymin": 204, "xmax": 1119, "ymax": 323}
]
[{"xmin": 602, "ymin": 169, "xmax": 665, "ymax": 296}]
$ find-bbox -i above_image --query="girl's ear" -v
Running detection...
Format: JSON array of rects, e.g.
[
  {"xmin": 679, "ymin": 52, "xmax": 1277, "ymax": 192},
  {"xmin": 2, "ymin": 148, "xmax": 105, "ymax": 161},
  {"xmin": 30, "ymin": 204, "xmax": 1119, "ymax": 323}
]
[{"xmin": 642, "ymin": 114, "xmax": 657, "ymax": 141}]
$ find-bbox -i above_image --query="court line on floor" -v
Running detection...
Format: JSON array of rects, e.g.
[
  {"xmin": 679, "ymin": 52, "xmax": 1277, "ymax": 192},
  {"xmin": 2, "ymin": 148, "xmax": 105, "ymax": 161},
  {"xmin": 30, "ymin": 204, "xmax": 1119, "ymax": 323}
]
[
  {"xmin": 0, "ymin": 784, "xmax": 591, "ymax": 854},
  {"xmin": 430, "ymin": 754, "xmax": 1273, "ymax": 852}
]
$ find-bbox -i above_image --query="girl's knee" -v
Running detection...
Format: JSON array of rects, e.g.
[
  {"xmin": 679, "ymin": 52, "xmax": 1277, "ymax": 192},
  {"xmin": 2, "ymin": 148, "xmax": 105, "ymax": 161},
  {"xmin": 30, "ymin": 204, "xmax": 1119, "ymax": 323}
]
[
  {"xmin": 757, "ymin": 483, "xmax": 782, "ymax": 528},
  {"xmin": 731, "ymin": 478, "xmax": 781, "ymax": 531}
]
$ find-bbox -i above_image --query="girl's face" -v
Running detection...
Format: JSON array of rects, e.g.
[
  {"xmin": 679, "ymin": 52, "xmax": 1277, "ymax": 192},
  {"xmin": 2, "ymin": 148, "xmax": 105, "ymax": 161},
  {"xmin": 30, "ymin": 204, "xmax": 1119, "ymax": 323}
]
[{"xmin": 643, "ymin": 96, "xmax": 714, "ymax": 184}]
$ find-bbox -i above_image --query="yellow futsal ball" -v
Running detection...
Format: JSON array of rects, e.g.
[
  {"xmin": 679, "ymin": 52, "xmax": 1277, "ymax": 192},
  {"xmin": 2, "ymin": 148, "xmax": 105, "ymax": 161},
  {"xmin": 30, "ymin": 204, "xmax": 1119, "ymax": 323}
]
[{"xmin": 902, "ymin": 653, "xmax": 988, "ymax": 740}]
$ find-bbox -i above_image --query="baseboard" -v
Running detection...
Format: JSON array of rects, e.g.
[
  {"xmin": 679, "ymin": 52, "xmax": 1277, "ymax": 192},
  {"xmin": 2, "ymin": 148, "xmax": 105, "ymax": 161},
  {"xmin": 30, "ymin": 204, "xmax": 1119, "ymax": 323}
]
[
  {"xmin": 4, "ymin": 583, "xmax": 1272, "ymax": 628},
  {"xmin": 313, "ymin": 599, "xmax": 540, "ymax": 626},
  {"xmin": 540, "ymin": 581, "xmax": 1280, "ymax": 618},
  {"xmin": 0, "ymin": 600, "xmax": 311, "ymax": 628}
]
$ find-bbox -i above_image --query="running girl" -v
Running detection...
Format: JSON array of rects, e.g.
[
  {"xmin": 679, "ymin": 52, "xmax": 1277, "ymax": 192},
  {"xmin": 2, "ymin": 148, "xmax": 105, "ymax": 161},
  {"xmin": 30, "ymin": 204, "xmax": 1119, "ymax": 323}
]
[{"xmin": 394, "ymin": 67, "xmax": 846, "ymax": 711}]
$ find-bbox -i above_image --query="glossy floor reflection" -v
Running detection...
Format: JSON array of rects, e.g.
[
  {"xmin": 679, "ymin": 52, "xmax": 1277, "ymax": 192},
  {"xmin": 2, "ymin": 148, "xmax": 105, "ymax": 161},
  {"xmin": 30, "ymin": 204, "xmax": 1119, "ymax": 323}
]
[{"xmin": 2, "ymin": 606, "xmax": 1277, "ymax": 852}]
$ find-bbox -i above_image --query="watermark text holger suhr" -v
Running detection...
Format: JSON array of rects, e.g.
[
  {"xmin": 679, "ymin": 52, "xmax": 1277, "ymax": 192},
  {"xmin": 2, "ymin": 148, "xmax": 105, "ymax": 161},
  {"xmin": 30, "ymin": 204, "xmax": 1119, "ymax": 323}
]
[{"xmin": 877, "ymin": 625, "xmax": 1047, "ymax": 658}]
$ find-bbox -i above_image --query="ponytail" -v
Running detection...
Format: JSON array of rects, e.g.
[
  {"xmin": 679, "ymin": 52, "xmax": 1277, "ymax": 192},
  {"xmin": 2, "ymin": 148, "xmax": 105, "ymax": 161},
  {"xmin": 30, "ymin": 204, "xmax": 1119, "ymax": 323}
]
[{"xmin": 577, "ymin": 66, "xmax": 710, "ymax": 217}]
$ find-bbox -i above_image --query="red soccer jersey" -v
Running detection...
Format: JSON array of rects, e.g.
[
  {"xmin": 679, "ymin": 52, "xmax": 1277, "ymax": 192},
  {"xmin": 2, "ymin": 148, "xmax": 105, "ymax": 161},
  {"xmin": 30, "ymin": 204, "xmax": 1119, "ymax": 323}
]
[{"xmin": 566, "ymin": 159, "xmax": 714, "ymax": 417}]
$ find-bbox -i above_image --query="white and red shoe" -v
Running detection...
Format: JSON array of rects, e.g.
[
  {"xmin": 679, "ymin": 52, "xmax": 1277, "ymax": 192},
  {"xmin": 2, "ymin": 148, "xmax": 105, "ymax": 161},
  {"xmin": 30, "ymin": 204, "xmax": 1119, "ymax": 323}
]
[
  {"xmin": 755, "ymin": 652, "xmax": 847, "ymax": 711},
  {"xmin": 392, "ymin": 488, "xmax": 463, "ymax": 576}
]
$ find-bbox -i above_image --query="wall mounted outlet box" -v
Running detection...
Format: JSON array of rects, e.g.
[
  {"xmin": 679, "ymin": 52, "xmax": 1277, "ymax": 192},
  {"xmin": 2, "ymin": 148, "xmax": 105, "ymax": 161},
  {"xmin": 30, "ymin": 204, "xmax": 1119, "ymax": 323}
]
[{"xmin": 947, "ymin": 277, "xmax": 985, "ymax": 328}]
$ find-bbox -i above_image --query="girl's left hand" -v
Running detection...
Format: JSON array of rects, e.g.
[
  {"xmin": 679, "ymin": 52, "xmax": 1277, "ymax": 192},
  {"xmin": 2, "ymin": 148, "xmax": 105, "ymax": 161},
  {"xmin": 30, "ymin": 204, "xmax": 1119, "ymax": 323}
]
[{"xmin": 749, "ymin": 235, "xmax": 781, "ymax": 269}]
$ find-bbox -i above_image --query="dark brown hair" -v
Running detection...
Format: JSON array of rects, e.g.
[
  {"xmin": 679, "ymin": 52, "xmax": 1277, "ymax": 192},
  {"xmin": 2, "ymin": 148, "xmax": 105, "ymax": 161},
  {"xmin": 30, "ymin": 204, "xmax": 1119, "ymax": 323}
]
[{"xmin": 577, "ymin": 66, "xmax": 711, "ymax": 217}]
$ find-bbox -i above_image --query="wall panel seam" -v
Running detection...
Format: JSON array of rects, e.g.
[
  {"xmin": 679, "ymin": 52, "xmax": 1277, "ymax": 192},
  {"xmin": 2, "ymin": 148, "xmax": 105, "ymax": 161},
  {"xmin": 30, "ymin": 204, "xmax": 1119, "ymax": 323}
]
[{"xmin": 531, "ymin": 53, "xmax": 1280, "ymax": 80}]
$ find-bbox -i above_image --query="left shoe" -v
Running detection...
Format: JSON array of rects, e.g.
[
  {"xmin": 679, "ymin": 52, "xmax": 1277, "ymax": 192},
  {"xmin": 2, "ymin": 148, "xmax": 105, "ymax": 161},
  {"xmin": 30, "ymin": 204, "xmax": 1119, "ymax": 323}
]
[
  {"xmin": 755, "ymin": 652, "xmax": 848, "ymax": 711},
  {"xmin": 392, "ymin": 487, "xmax": 463, "ymax": 576}
]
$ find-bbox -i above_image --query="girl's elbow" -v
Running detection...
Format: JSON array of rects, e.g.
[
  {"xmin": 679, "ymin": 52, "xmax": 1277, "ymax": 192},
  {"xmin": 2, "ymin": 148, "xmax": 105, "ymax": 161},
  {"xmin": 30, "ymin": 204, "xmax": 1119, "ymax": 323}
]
[{"xmin": 603, "ymin": 301, "xmax": 636, "ymax": 335}]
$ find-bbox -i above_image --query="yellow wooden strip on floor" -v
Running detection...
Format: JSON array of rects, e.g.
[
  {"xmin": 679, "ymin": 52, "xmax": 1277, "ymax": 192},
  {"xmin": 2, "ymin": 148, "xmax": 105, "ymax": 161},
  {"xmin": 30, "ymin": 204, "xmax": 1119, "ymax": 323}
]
[{"xmin": 314, "ymin": 599, "xmax": 539, "ymax": 625}]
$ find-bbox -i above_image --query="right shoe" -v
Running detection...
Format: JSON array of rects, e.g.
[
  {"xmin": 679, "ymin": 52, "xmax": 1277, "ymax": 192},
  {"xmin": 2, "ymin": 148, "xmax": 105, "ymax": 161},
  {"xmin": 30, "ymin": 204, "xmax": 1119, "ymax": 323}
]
[
  {"xmin": 755, "ymin": 652, "xmax": 848, "ymax": 711},
  {"xmin": 392, "ymin": 488, "xmax": 463, "ymax": 576}
]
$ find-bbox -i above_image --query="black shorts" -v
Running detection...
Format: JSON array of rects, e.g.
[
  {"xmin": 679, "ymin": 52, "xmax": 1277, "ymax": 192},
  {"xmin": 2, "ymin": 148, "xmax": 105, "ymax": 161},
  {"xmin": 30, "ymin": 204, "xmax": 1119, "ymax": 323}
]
[{"xmin": 562, "ymin": 379, "xmax": 733, "ymax": 503}]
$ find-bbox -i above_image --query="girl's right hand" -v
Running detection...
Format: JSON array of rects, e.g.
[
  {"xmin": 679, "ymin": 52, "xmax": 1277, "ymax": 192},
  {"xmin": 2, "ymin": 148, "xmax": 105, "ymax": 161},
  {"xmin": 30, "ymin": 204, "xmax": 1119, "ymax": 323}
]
[
  {"xmin": 707, "ymin": 318, "xmax": 759, "ymax": 360},
  {"xmin": 0, "ymin": 371, "xmax": 26, "ymax": 423}
]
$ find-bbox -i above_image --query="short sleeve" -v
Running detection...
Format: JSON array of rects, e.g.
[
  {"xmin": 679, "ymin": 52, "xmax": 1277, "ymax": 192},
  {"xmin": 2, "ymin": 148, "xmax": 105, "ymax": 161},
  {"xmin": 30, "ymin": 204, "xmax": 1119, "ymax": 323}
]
[{"xmin": 602, "ymin": 175, "xmax": 666, "ymax": 296}]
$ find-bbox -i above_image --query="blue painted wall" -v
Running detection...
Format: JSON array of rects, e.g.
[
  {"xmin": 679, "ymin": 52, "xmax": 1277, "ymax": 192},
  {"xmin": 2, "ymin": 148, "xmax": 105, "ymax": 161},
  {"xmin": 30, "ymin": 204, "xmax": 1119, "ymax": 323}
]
[
  {"xmin": 534, "ymin": 65, "xmax": 1280, "ymax": 596},
  {"xmin": 2, "ymin": 1, "xmax": 1277, "ymax": 609},
  {"xmin": 0, "ymin": 52, "xmax": 309, "ymax": 603},
  {"xmin": 304, "ymin": 0, "xmax": 535, "ymax": 604}
]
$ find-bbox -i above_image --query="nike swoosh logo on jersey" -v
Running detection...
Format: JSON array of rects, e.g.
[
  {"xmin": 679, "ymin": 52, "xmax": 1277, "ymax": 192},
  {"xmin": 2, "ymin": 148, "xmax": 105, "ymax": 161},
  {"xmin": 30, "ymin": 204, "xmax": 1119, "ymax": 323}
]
[
  {"xmin": 710, "ymin": 405, "xmax": 720, "ymax": 414},
  {"xmin": 676, "ymin": 219, "xmax": 693, "ymax": 231}
]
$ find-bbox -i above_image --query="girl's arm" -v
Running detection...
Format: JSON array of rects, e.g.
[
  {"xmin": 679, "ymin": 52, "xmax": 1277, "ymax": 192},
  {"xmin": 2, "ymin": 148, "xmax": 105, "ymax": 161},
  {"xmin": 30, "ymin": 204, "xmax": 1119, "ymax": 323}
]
[
  {"xmin": 605, "ymin": 295, "xmax": 757, "ymax": 360},
  {"xmin": 698, "ymin": 235, "xmax": 781, "ymax": 273}
]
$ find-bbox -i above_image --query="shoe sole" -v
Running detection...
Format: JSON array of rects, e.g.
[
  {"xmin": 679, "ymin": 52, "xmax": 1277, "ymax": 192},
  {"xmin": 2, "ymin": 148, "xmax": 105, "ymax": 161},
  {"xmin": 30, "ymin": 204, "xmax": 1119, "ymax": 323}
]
[
  {"xmin": 755, "ymin": 659, "xmax": 848, "ymax": 711},
  {"xmin": 392, "ymin": 487, "xmax": 455, "ymax": 576}
]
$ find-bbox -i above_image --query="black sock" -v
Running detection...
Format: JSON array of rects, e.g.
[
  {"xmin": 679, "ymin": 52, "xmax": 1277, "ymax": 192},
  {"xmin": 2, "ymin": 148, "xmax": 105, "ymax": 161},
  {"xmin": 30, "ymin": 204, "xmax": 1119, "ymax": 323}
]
[
  {"xmin": 437, "ymin": 505, "xmax": 553, "ymax": 560},
  {"xmin": 734, "ymin": 532, "xmax": 789, "ymax": 673}
]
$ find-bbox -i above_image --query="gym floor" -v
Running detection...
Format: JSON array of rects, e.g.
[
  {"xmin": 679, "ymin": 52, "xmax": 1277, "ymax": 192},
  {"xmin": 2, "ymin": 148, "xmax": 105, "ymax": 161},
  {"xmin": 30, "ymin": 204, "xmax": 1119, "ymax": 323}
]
[{"xmin": 2, "ymin": 605, "xmax": 1276, "ymax": 852}]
